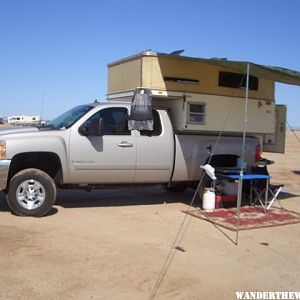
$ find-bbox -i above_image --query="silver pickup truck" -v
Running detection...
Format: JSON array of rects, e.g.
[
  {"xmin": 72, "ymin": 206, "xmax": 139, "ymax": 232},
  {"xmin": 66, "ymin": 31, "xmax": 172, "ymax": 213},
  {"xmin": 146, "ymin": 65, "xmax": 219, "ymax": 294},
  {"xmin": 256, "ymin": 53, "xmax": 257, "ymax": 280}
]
[{"xmin": 0, "ymin": 102, "xmax": 261, "ymax": 217}]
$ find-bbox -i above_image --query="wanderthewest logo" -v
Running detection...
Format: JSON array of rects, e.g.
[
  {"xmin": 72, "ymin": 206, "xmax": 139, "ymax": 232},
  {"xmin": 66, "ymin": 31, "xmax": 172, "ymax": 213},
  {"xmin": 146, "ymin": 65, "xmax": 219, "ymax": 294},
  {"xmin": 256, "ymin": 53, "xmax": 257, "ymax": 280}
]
[{"xmin": 236, "ymin": 292, "xmax": 300, "ymax": 300}]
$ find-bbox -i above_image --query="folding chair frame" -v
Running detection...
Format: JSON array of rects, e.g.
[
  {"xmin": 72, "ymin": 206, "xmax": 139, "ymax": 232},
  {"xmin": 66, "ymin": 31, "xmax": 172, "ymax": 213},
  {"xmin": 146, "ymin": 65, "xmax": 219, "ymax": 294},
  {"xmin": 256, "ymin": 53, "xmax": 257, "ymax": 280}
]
[{"xmin": 251, "ymin": 184, "xmax": 283, "ymax": 211}]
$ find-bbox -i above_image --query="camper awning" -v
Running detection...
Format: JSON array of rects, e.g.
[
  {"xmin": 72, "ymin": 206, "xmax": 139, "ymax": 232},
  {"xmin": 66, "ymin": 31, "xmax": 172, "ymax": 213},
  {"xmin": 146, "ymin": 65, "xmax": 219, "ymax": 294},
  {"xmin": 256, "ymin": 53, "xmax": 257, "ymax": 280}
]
[{"xmin": 156, "ymin": 52, "xmax": 300, "ymax": 86}]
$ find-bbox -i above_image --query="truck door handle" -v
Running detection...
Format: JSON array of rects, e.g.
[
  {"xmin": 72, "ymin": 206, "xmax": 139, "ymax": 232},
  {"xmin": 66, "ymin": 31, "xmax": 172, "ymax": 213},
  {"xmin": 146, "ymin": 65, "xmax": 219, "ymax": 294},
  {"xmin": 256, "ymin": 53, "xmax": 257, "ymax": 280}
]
[{"xmin": 118, "ymin": 141, "xmax": 133, "ymax": 148}]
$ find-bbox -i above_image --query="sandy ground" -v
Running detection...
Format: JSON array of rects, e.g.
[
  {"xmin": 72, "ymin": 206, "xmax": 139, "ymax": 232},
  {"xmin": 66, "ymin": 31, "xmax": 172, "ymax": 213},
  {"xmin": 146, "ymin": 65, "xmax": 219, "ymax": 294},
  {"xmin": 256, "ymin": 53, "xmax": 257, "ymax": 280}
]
[{"xmin": 0, "ymin": 129, "xmax": 300, "ymax": 300}]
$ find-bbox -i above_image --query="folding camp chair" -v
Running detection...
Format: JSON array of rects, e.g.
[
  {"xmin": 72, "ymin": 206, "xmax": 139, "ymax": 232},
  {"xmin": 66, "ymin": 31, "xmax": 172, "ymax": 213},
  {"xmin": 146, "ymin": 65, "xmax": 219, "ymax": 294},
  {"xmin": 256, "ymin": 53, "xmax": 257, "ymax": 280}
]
[
  {"xmin": 251, "ymin": 165, "xmax": 284, "ymax": 211},
  {"xmin": 251, "ymin": 182, "xmax": 283, "ymax": 210},
  {"xmin": 266, "ymin": 184, "xmax": 284, "ymax": 210}
]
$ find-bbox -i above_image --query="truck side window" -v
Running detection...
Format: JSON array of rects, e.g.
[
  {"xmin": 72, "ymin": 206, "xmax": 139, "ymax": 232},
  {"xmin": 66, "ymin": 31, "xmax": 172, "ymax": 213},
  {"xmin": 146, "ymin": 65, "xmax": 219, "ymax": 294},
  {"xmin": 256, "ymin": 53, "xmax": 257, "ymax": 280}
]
[
  {"xmin": 101, "ymin": 107, "xmax": 131, "ymax": 135},
  {"xmin": 140, "ymin": 110, "xmax": 162, "ymax": 136},
  {"xmin": 87, "ymin": 107, "xmax": 131, "ymax": 135}
]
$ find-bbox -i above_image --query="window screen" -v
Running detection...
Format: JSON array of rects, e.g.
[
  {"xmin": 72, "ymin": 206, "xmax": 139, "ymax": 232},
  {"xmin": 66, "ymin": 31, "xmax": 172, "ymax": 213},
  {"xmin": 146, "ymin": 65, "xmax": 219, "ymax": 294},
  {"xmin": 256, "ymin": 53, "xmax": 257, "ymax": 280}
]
[
  {"xmin": 187, "ymin": 103, "xmax": 206, "ymax": 125},
  {"xmin": 219, "ymin": 71, "xmax": 258, "ymax": 90},
  {"xmin": 164, "ymin": 76, "xmax": 199, "ymax": 85}
]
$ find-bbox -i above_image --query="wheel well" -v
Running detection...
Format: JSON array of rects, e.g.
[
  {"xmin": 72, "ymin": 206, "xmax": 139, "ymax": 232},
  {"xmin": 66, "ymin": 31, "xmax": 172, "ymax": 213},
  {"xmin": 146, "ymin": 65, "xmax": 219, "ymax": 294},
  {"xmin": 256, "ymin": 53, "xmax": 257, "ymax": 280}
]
[{"xmin": 8, "ymin": 152, "xmax": 63, "ymax": 185}]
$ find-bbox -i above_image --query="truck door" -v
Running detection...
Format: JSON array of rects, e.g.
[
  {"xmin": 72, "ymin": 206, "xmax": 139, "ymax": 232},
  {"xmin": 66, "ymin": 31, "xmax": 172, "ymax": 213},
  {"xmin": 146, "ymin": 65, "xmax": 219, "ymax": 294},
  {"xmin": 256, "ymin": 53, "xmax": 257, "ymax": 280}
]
[
  {"xmin": 263, "ymin": 104, "xmax": 286, "ymax": 153},
  {"xmin": 69, "ymin": 107, "xmax": 136, "ymax": 183},
  {"xmin": 134, "ymin": 110, "xmax": 174, "ymax": 183}
]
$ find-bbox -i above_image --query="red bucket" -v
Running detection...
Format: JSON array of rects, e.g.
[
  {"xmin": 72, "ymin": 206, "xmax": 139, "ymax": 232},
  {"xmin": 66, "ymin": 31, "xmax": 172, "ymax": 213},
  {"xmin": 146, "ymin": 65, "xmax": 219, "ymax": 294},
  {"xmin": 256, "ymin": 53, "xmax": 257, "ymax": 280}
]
[
  {"xmin": 215, "ymin": 195, "xmax": 223, "ymax": 208},
  {"xmin": 221, "ymin": 195, "xmax": 237, "ymax": 208}
]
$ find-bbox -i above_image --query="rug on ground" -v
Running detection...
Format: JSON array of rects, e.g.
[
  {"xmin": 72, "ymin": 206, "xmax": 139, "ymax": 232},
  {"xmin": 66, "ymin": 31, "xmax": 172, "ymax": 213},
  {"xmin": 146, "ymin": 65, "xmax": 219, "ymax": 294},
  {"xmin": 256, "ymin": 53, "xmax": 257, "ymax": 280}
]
[{"xmin": 184, "ymin": 206, "xmax": 300, "ymax": 231}]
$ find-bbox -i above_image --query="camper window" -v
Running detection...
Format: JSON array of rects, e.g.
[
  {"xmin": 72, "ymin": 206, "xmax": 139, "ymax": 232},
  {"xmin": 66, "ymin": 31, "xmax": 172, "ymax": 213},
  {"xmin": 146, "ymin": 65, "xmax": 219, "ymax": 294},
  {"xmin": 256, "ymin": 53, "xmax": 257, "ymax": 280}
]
[
  {"xmin": 218, "ymin": 71, "xmax": 258, "ymax": 90},
  {"xmin": 187, "ymin": 103, "xmax": 206, "ymax": 125},
  {"xmin": 164, "ymin": 76, "xmax": 199, "ymax": 85}
]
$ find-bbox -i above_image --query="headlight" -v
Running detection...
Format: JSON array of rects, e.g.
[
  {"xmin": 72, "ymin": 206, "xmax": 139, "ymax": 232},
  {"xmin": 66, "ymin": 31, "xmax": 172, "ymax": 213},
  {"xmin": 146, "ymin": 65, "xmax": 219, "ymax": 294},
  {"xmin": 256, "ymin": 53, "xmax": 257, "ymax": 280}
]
[{"xmin": 0, "ymin": 141, "xmax": 6, "ymax": 159}]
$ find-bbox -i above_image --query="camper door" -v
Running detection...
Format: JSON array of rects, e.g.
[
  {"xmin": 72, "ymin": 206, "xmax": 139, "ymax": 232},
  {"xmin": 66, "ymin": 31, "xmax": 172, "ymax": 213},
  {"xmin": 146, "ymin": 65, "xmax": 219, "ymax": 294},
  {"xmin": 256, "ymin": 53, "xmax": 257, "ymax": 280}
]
[{"xmin": 263, "ymin": 105, "xmax": 286, "ymax": 153}]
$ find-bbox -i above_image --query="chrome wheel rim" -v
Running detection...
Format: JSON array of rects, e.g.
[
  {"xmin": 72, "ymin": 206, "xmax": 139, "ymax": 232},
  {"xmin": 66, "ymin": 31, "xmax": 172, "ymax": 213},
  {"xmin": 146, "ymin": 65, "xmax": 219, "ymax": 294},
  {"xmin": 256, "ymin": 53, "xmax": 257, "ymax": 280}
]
[{"xmin": 16, "ymin": 179, "xmax": 46, "ymax": 210}]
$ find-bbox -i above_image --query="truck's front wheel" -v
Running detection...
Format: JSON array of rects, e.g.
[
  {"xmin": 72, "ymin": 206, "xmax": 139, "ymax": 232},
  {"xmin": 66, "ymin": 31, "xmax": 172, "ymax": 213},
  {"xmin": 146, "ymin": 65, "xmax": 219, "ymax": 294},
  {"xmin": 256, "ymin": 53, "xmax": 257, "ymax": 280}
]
[{"xmin": 7, "ymin": 169, "xmax": 56, "ymax": 217}]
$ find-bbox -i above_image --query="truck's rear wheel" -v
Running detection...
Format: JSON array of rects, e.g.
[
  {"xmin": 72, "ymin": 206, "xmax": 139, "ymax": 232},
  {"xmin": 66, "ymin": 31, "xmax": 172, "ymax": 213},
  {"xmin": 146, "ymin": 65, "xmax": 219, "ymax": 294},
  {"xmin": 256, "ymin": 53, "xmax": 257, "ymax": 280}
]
[{"xmin": 7, "ymin": 168, "xmax": 56, "ymax": 217}]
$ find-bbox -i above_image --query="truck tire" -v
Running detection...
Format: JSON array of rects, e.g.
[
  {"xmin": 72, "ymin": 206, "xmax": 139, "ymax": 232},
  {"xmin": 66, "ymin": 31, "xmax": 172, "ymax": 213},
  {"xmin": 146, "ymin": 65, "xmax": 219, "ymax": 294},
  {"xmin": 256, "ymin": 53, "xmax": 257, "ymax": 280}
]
[{"xmin": 7, "ymin": 168, "xmax": 56, "ymax": 217}]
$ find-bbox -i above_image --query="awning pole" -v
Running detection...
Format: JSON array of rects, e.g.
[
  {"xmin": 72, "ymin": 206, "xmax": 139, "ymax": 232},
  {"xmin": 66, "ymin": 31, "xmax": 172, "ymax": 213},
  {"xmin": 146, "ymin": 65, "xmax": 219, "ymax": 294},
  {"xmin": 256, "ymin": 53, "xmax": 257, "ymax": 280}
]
[{"xmin": 236, "ymin": 63, "xmax": 250, "ymax": 245}]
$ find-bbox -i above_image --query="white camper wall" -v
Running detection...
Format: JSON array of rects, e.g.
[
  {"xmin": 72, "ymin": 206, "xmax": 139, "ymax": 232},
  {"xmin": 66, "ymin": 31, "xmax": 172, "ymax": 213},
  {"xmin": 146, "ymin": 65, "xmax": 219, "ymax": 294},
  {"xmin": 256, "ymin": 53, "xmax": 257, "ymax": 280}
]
[{"xmin": 152, "ymin": 93, "xmax": 275, "ymax": 134}]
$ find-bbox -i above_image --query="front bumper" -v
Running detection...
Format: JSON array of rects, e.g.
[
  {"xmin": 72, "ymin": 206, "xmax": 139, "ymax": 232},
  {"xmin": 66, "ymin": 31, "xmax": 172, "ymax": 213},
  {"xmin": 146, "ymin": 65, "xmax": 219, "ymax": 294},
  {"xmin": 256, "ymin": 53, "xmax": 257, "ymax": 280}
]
[{"xmin": 0, "ymin": 160, "xmax": 11, "ymax": 190}]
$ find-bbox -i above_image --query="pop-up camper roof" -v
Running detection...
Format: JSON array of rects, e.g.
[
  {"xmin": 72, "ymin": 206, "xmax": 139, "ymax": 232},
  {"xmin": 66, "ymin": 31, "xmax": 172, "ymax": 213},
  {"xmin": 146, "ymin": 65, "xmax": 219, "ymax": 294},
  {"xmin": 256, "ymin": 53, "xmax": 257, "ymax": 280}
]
[
  {"xmin": 174, "ymin": 54, "xmax": 300, "ymax": 86},
  {"xmin": 108, "ymin": 51, "xmax": 300, "ymax": 96}
]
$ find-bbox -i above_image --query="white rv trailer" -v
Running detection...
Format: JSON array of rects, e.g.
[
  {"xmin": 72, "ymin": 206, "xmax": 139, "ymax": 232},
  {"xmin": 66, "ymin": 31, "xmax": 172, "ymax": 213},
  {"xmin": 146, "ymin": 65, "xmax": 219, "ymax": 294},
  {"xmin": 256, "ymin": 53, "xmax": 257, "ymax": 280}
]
[{"xmin": 8, "ymin": 115, "xmax": 41, "ymax": 126}]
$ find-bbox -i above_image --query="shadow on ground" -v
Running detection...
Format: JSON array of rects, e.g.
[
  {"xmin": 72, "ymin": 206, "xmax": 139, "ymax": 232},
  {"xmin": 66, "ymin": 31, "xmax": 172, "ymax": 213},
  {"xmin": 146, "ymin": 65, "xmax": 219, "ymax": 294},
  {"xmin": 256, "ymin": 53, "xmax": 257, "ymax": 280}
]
[
  {"xmin": 278, "ymin": 191, "xmax": 299, "ymax": 200},
  {"xmin": 0, "ymin": 192, "xmax": 9, "ymax": 212},
  {"xmin": 55, "ymin": 186, "xmax": 196, "ymax": 209},
  {"xmin": 0, "ymin": 187, "xmax": 198, "ymax": 215},
  {"xmin": 1, "ymin": 188, "xmax": 298, "ymax": 214}
]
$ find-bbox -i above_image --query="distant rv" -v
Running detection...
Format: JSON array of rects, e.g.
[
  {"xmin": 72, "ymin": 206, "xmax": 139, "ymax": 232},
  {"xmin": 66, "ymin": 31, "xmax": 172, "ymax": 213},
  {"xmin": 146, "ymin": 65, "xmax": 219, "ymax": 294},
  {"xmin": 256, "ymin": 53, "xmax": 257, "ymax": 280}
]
[{"xmin": 8, "ymin": 115, "xmax": 41, "ymax": 126}]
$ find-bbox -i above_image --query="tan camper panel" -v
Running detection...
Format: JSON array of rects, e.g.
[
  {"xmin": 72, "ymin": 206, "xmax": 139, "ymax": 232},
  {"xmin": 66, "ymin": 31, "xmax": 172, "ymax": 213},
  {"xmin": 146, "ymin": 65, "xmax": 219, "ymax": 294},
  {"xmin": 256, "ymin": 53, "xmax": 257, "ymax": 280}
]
[
  {"xmin": 108, "ymin": 58, "xmax": 142, "ymax": 94},
  {"xmin": 108, "ymin": 52, "xmax": 275, "ymax": 101}
]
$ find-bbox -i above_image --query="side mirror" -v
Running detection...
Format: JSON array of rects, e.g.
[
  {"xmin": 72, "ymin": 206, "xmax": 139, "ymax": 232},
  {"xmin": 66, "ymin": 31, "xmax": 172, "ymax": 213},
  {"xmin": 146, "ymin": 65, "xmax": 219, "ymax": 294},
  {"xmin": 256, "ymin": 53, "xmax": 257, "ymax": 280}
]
[
  {"xmin": 78, "ymin": 124, "xmax": 91, "ymax": 136},
  {"xmin": 79, "ymin": 118, "xmax": 104, "ymax": 136}
]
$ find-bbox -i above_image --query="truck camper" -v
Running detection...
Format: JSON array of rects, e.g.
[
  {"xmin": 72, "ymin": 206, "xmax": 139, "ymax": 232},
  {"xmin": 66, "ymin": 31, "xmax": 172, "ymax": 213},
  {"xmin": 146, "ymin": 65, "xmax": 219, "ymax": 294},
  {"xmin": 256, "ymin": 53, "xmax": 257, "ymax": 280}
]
[{"xmin": 107, "ymin": 51, "xmax": 294, "ymax": 153}]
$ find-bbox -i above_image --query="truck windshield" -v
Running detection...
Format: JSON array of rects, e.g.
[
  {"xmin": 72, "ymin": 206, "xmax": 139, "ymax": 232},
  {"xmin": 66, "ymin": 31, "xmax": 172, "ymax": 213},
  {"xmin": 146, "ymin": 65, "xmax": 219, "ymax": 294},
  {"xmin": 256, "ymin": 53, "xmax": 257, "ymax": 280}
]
[{"xmin": 46, "ymin": 105, "xmax": 94, "ymax": 129}]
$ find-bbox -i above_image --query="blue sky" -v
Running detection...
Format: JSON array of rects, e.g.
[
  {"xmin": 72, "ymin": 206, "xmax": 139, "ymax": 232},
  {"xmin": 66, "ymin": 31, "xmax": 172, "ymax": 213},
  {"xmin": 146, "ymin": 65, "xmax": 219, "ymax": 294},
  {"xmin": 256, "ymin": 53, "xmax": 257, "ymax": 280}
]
[{"xmin": 1, "ymin": 0, "xmax": 300, "ymax": 125}]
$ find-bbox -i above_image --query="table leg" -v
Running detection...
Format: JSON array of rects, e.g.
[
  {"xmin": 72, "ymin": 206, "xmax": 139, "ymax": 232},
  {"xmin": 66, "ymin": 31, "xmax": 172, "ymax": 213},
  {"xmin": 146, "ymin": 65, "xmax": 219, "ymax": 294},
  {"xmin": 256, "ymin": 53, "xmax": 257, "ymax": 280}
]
[{"xmin": 264, "ymin": 179, "xmax": 269, "ymax": 211}]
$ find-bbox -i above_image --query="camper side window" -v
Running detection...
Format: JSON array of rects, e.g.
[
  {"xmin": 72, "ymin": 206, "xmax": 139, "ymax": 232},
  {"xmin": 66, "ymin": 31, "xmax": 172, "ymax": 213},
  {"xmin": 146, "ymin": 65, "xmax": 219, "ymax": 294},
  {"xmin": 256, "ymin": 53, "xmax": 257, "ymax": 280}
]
[
  {"xmin": 187, "ymin": 103, "xmax": 206, "ymax": 125},
  {"xmin": 219, "ymin": 71, "xmax": 258, "ymax": 90}
]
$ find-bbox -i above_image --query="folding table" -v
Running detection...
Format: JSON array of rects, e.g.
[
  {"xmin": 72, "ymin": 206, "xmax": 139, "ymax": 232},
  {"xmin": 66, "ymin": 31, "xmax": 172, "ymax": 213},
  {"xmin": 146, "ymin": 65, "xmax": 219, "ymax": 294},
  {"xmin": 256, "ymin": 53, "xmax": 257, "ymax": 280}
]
[
  {"xmin": 217, "ymin": 173, "xmax": 271, "ymax": 211},
  {"xmin": 215, "ymin": 172, "xmax": 272, "ymax": 245}
]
